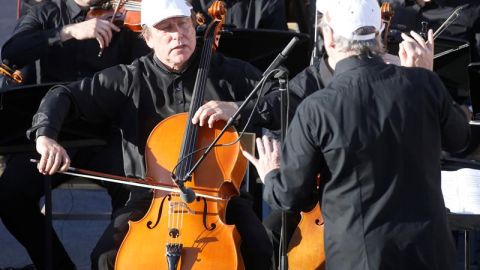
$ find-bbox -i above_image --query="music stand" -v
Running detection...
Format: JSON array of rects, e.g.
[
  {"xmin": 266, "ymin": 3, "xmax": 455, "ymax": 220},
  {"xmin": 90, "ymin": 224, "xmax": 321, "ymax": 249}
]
[
  {"xmin": 217, "ymin": 29, "xmax": 311, "ymax": 77},
  {"xmin": 442, "ymin": 157, "xmax": 480, "ymax": 270}
]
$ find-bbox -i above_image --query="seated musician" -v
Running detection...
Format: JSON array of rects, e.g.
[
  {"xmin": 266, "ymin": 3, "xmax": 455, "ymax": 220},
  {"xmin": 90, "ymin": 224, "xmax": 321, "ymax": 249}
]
[
  {"xmin": 245, "ymin": 0, "xmax": 471, "ymax": 269},
  {"xmin": 190, "ymin": 0, "xmax": 288, "ymax": 30},
  {"xmin": 14, "ymin": 0, "xmax": 285, "ymax": 269},
  {"xmin": 1, "ymin": 0, "xmax": 149, "ymax": 84}
]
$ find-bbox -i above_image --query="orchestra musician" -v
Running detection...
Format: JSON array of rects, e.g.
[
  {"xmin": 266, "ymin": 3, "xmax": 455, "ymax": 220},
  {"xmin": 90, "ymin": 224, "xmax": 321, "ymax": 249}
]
[
  {"xmin": 13, "ymin": 0, "xmax": 286, "ymax": 269},
  {"xmin": 1, "ymin": 0, "xmax": 149, "ymax": 84},
  {"xmin": 244, "ymin": 0, "xmax": 471, "ymax": 269}
]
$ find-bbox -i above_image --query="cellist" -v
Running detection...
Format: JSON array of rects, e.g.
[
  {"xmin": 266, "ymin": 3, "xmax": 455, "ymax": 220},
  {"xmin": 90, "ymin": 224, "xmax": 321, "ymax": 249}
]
[
  {"xmin": 245, "ymin": 0, "xmax": 470, "ymax": 269},
  {"xmin": 24, "ymin": 0, "xmax": 277, "ymax": 269}
]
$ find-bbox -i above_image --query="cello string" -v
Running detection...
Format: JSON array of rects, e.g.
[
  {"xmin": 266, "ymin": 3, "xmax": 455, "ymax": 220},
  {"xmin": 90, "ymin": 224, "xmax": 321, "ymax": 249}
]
[
  {"xmin": 180, "ymin": 201, "xmax": 184, "ymax": 245},
  {"xmin": 177, "ymin": 29, "xmax": 217, "ymax": 181},
  {"xmin": 169, "ymin": 70, "xmax": 274, "ymax": 180},
  {"xmin": 176, "ymin": 202, "xmax": 180, "ymax": 245},
  {"xmin": 168, "ymin": 201, "xmax": 172, "ymax": 245}
]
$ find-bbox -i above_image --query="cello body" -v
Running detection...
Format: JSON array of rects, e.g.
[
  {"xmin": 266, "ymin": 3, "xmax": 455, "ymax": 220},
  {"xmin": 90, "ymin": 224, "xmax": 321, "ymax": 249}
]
[
  {"xmin": 115, "ymin": 113, "xmax": 246, "ymax": 269},
  {"xmin": 287, "ymin": 203, "xmax": 326, "ymax": 270}
]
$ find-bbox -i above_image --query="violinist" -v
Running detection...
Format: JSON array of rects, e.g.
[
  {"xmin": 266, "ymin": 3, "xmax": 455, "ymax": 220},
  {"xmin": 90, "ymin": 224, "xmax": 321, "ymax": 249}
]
[
  {"xmin": 245, "ymin": 0, "xmax": 470, "ymax": 269},
  {"xmin": 1, "ymin": 0, "xmax": 149, "ymax": 83},
  {"xmin": 19, "ymin": 0, "xmax": 280, "ymax": 269}
]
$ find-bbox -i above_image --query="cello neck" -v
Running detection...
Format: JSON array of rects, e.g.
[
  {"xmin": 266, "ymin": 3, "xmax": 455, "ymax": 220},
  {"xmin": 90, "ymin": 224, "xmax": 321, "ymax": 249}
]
[{"xmin": 176, "ymin": 4, "xmax": 226, "ymax": 181}]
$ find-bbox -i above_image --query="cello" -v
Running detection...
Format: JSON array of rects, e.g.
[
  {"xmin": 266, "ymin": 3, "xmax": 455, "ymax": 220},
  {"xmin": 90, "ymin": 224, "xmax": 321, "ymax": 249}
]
[
  {"xmin": 287, "ymin": 175, "xmax": 325, "ymax": 270},
  {"xmin": 115, "ymin": 1, "xmax": 247, "ymax": 269}
]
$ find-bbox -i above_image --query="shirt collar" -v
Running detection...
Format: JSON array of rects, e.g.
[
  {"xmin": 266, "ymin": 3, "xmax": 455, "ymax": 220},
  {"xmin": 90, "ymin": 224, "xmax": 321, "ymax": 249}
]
[
  {"xmin": 333, "ymin": 54, "xmax": 384, "ymax": 77},
  {"xmin": 319, "ymin": 54, "xmax": 334, "ymax": 85},
  {"xmin": 66, "ymin": 0, "xmax": 86, "ymax": 20},
  {"xmin": 152, "ymin": 50, "xmax": 199, "ymax": 75}
]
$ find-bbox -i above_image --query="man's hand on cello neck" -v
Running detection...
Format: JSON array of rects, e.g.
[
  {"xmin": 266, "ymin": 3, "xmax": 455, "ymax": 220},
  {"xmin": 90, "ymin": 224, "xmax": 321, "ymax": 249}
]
[{"xmin": 191, "ymin": 101, "xmax": 240, "ymax": 128}]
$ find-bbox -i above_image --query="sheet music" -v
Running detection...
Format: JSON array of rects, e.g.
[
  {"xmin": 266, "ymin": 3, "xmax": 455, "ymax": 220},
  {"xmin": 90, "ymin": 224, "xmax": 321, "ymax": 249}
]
[{"xmin": 441, "ymin": 168, "xmax": 480, "ymax": 214}]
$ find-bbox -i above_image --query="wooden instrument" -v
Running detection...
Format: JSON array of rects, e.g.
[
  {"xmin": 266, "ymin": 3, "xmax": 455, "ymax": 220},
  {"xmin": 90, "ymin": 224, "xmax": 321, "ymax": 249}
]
[
  {"xmin": 287, "ymin": 175, "xmax": 325, "ymax": 270},
  {"xmin": 86, "ymin": 0, "xmax": 141, "ymax": 32},
  {"xmin": 380, "ymin": 2, "xmax": 394, "ymax": 48},
  {"xmin": 114, "ymin": 2, "xmax": 247, "ymax": 269},
  {"xmin": 0, "ymin": 63, "xmax": 23, "ymax": 84},
  {"xmin": 87, "ymin": 0, "xmax": 141, "ymax": 56}
]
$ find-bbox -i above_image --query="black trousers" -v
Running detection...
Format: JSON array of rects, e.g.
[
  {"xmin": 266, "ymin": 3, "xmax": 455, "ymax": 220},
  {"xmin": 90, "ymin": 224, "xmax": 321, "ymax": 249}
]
[
  {"xmin": 90, "ymin": 190, "xmax": 273, "ymax": 270},
  {"xmin": 263, "ymin": 210, "xmax": 301, "ymax": 270},
  {"xmin": 0, "ymin": 142, "xmax": 129, "ymax": 270}
]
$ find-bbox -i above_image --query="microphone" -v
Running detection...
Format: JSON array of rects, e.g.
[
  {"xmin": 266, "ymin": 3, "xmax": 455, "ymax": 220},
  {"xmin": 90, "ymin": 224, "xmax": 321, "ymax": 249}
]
[
  {"xmin": 175, "ymin": 178, "xmax": 196, "ymax": 203},
  {"xmin": 263, "ymin": 36, "xmax": 299, "ymax": 77}
]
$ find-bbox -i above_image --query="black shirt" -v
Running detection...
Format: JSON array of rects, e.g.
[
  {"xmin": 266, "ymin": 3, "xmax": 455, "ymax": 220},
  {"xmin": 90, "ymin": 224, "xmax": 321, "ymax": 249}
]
[
  {"xmin": 27, "ymin": 51, "xmax": 279, "ymax": 178},
  {"xmin": 288, "ymin": 55, "xmax": 333, "ymax": 111},
  {"xmin": 1, "ymin": 0, "xmax": 149, "ymax": 83},
  {"xmin": 264, "ymin": 55, "xmax": 470, "ymax": 270}
]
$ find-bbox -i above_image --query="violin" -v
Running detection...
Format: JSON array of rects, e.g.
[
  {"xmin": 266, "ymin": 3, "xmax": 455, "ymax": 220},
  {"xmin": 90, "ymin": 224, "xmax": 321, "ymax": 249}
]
[
  {"xmin": 86, "ymin": 0, "xmax": 141, "ymax": 56},
  {"xmin": 86, "ymin": 0, "xmax": 142, "ymax": 32},
  {"xmin": 381, "ymin": 2, "xmax": 394, "ymax": 48},
  {"xmin": 0, "ymin": 63, "xmax": 23, "ymax": 84},
  {"xmin": 114, "ymin": 2, "xmax": 247, "ymax": 269}
]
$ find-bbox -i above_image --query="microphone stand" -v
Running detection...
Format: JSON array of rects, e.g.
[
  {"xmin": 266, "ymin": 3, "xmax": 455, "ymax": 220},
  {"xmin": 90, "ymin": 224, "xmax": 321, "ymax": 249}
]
[
  {"xmin": 181, "ymin": 73, "xmax": 268, "ymax": 182},
  {"xmin": 180, "ymin": 37, "xmax": 300, "ymax": 183},
  {"xmin": 276, "ymin": 68, "xmax": 289, "ymax": 270}
]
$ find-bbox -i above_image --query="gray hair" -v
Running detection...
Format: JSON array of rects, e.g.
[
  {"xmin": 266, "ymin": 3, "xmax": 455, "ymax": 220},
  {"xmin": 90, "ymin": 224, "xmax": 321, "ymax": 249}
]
[{"xmin": 319, "ymin": 17, "xmax": 384, "ymax": 56}]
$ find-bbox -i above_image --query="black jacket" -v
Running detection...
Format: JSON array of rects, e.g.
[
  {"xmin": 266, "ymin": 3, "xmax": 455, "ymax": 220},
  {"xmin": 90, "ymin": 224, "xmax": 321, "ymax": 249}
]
[{"xmin": 264, "ymin": 55, "xmax": 470, "ymax": 270}]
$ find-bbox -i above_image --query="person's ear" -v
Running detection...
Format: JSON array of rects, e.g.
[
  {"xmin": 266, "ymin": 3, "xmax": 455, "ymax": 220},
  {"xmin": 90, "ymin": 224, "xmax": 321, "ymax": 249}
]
[
  {"xmin": 142, "ymin": 27, "xmax": 154, "ymax": 49},
  {"xmin": 322, "ymin": 25, "xmax": 335, "ymax": 50}
]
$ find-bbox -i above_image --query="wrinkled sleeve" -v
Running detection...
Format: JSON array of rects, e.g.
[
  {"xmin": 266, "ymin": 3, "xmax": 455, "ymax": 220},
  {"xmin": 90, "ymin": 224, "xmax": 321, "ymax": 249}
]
[
  {"xmin": 263, "ymin": 98, "xmax": 323, "ymax": 211},
  {"xmin": 27, "ymin": 65, "xmax": 133, "ymax": 140},
  {"xmin": 1, "ymin": 5, "xmax": 62, "ymax": 68},
  {"xmin": 433, "ymin": 73, "xmax": 471, "ymax": 152},
  {"xmin": 233, "ymin": 62, "xmax": 284, "ymax": 130}
]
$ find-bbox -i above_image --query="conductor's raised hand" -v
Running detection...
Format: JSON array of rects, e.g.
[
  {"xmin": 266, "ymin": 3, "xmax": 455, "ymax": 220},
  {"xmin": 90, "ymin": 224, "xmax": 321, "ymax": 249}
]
[
  {"xmin": 242, "ymin": 136, "xmax": 281, "ymax": 183},
  {"xmin": 399, "ymin": 29, "xmax": 434, "ymax": 70},
  {"xmin": 35, "ymin": 136, "xmax": 70, "ymax": 175},
  {"xmin": 191, "ymin": 101, "xmax": 239, "ymax": 128},
  {"xmin": 60, "ymin": 18, "xmax": 121, "ymax": 50}
]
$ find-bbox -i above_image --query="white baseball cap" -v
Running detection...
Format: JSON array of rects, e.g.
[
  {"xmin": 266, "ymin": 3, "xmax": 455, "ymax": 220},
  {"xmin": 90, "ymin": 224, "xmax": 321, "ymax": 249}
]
[
  {"xmin": 316, "ymin": 0, "xmax": 382, "ymax": 41},
  {"xmin": 141, "ymin": 0, "xmax": 192, "ymax": 27}
]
